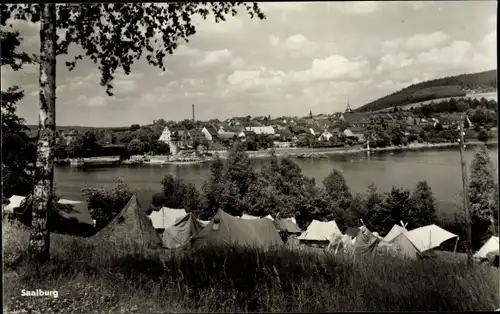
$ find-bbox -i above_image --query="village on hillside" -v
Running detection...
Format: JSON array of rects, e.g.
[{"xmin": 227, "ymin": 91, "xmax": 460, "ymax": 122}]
[{"xmin": 44, "ymin": 95, "xmax": 498, "ymax": 165}]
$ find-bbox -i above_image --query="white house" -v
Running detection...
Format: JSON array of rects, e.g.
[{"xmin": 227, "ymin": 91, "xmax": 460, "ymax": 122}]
[
  {"xmin": 318, "ymin": 130, "xmax": 335, "ymax": 141},
  {"xmin": 201, "ymin": 125, "xmax": 219, "ymax": 142},
  {"xmin": 343, "ymin": 129, "xmax": 354, "ymax": 138},
  {"xmin": 158, "ymin": 126, "xmax": 173, "ymax": 143},
  {"xmin": 245, "ymin": 126, "xmax": 275, "ymax": 135}
]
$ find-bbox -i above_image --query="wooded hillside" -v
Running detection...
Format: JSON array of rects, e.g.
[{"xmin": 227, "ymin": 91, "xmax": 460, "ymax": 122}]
[{"xmin": 355, "ymin": 70, "xmax": 497, "ymax": 112}]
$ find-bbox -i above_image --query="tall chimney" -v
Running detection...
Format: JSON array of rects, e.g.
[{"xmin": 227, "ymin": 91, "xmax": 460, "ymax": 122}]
[{"xmin": 192, "ymin": 104, "xmax": 195, "ymax": 122}]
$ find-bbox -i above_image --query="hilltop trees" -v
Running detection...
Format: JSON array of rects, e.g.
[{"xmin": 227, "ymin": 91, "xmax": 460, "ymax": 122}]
[{"xmin": 2, "ymin": 2, "xmax": 265, "ymax": 261}]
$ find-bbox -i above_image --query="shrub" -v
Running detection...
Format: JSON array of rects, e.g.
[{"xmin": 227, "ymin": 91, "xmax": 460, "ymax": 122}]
[{"xmin": 81, "ymin": 178, "xmax": 133, "ymax": 229}]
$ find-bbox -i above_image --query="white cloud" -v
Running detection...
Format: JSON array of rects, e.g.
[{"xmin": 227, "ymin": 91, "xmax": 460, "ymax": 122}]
[
  {"xmin": 157, "ymin": 68, "xmax": 169, "ymax": 77},
  {"xmin": 227, "ymin": 69, "xmax": 286, "ymax": 91},
  {"xmin": 270, "ymin": 34, "xmax": 337, "ymax": 57},
  {"xmin": 479, "ymin": 31, "xmax": 496, "ymax": 51},
  {"xmin": 329, "ymin": 1, "xmax": 433, "ymax": 14},
  {"xmin": 113, "ymin": 79, "xmax": 137, "ymax": 94},
  {"xmin": 77, "ymin": 95, "xmax": 107, "ymax": 107},
  {"xmin": 196, "ymin": 49, "xmax": 233, "ymax": 66},
  {"xmin": 283, "ymin": 34, "xmax": 309, "ymax": 51},
  {"xmin": 230, "ymin": 57, "xmax": 250, "ymax": 70},
  {"xmin": 259, "ymin": 3, "xmax": 308, "ymax": 12},
  {"xmin": 416, "ymin": 41, "xmax": 474, "ymax": 67},
  {"xmin": 376, "ymin": 53, "xmax": 414, "ymax": 73},
  {"xmin": 405, "ymin": 31, "xmax": 450, "ymax": 50},
  {"xmin": 268, "ymin": 35, "xmax": 281, "ymax": 47},
  {"xmin": 335, "ymin": 2, "xmax": 380, "ymax": 15},
  {"xmin": 381, "ymin": 39, "xmax": 403, "ymax": 54},
  {"xmin": 174, "ymin": 45, "xmax": 200, "ymax": 57},
  {"xmin": 225, "ymin": 54, "xmax": 371, "ymax": 95},
  {"xmin": 195, "ymin": 14, "xmax": 244, "ymax": 35},
  {"xmin": 294, "ymin": 55, "xmax": 371, "ymax": 82}
]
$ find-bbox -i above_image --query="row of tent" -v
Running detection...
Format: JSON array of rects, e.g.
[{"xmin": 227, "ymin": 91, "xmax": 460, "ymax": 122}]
[{"xmin": 3, "ymin": 194, "xmax": 499, "ymax": 264}]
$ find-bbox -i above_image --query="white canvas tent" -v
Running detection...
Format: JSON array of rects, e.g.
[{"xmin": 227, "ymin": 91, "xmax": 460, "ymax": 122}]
[
  {"xmin": 383, "ymin": 224, "xmax": 408, "ymax": 243},
  {"xmin": 240, "ymin": 213, "xmax": 260, "ymax": 220},
  {"xmin": 3, "ymin": 195, "xmax": 83, "ymax": 213},
  {"xmin": 298, "ymin": 220, "xmax": 342, "ymax": 247},
  {"xmin": 58, "ymin": 199, "xmax": 83, "ymax": 205},
  {"xmin": 3, "ymin": 195, "xmax": 26, "ymax": 213},
  {"xmin": 263, "ymin": 215, "xmax": 297, "ymax": 225},
  {"xmin": 474, "ymin": 236, "xmax": 499, "ymax": 259},
  {"xmin": 391, "ymin": 224, "xmax": 458, "ymax": 258},
  {"xmin": 148, "ymin": 207, "xmax": 187, "ymax": 230}
]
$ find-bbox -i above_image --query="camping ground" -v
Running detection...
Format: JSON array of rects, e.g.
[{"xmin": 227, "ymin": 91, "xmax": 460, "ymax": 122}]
[{"xmin": 3, "ymin": 219, "xmax": 499, "ymax": 313}]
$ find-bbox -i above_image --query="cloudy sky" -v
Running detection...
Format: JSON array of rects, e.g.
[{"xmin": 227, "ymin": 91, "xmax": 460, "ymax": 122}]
[{"xmin": 2, "ymin": 1, "xmax": 497, "ymax": 127}]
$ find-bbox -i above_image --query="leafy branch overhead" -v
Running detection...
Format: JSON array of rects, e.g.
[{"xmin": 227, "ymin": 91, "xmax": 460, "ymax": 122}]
[{"xmin": 2, "ymin": 3, "xmax": 265, "ymax": 95}]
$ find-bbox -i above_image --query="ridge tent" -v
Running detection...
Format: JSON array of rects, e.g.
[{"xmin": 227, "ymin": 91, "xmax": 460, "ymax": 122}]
[
  {"xmin": 273, "ymin": 218, "xmax": 301, "ymax": 235},
  {"xmin": 297, "ymin": 220, "xmax": 342, "ymax": 248},
  {"xmin": 163, "ymin": 213, "xmax": 205, "ymax": 249},
  {"xmin": 382, "ymin": 224, "xmax": 408, "ymax": 244},
  {"xmin": 173, "ymin": 215, "xmax": 210, "ymax": 226},
  {"xmin": 474, "ymin": 236, "xmax": 499, "ymax": 260},
  {"xmin": 148, "ymin": 207, "xmax": 187, "ymax": 231},
  {"xmin": 390, "ymin": 224, "xmax": 457, "ymax": 259},
  {"xmin": 353, "ymin": 226, "xmax": 382, "ymax": 255},
  {"xmin": 95, "ymin": 195, "xmax": 163, "ymax": 249},
  {"xmin": 183, "ymin": 209, "xmax": 283, "ymax": 251},
  {"xmin": 12, "ymin": 194, "xmax": 94, "ymax": 237}
]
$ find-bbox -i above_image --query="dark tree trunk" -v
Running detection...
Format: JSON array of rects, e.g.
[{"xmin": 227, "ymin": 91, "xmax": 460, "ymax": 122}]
[{"xmin": 28, "ymin": 3, "xmax": 57, "ymax": 262}]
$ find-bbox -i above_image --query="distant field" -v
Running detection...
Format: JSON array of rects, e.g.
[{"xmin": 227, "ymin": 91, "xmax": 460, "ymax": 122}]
[{"xmin": 373, "ymin": 92, "xmax": 498, "ymax": 113}]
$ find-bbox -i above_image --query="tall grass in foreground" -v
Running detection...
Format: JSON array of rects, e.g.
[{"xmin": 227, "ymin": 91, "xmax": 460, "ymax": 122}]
[{"xmin": 3, "ymin": 221, "xmax": 499, "ymax": 313}]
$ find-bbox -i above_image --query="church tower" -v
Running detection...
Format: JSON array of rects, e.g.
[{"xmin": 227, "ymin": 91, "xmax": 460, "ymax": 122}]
[{"xmin": 345, "ymin": 101, "xmax": 352, "ymax": 113}]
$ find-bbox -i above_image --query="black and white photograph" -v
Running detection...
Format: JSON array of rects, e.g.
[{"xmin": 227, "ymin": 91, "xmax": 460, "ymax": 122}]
[{"xmin": 2, "ymin": 1, "xmax": 499, "ymax": 312}]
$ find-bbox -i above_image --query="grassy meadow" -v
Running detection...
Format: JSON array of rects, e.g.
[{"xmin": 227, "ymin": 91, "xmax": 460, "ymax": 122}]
[{"xmin": 3, "ymin": 220, "xmax": 500, "ymax": 313}]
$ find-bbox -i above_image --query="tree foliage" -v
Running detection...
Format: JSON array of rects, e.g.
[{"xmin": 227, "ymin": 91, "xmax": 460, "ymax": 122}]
[
  {"xmin": 409, "ymin": 181, "xmax": 437, "ymax": 229},
  {"xmin": 468, "ymin": 144, "xmax": 499, "ymax": 248},
  {"xmin": 81, "ymin": 178, "xmax": 133, "ymax": 229},
  {"xmin": 2, "ymin": 3, "xmax": 265, "ymax": 95},
  {"xmin": 1, "ymin": 23, "xmax": 36, "ymax": 199},
  {"xmin": 1, "ymin": 87, "xmax": 36, "ymax": 198}
]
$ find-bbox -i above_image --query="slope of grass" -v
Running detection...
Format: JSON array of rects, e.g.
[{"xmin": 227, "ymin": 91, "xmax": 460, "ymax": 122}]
[
  {"xmin": 3, "ymin": 221, "xmax": 499, "ymax": 313},
  {"xmin": 356, "ymin": 70, "xmax": 497, "ymax": 112}
]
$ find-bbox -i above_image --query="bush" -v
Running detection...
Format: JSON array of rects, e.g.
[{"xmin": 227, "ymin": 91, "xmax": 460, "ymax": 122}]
[
  {"xmin": 478, "ymin": 130, "xmax": 489, "ymax": 142},
  {"xmin": 3, "ymin": 226, "xmax": 499, "ymax": 313},
  {"xmin": 81, "ymin": 178, "xmax": 133, "ymax": 229}
]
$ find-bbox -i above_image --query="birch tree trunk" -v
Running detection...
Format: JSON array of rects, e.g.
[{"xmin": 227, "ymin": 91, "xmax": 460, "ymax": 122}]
[{"xmin": 28, "ymin": 3, "xmax": 57, "ymax": 262}]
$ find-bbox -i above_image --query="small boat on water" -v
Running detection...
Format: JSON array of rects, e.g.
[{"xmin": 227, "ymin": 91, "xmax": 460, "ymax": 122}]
[
  {"xmin": 161, "ymin": 159, "xmax": 209, "ymax": 166},
  {"xmin": 295, "ymin": 153, "xmax": 327, "ymax": 159},
  {"xmin": 122, "ymin": 159, "xmax": 142, "ymax": 165}
]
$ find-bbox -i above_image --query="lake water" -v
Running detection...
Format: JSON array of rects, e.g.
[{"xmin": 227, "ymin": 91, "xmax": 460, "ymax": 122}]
[{"xmin": 54, "ymin": 146, "xmax": 498, "ymax": 214}]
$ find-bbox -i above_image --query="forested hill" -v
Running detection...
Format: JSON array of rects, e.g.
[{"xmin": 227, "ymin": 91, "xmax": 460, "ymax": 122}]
[{"xmin": 355, "ymin": 70, "xmax": 497, "ymax": 112}]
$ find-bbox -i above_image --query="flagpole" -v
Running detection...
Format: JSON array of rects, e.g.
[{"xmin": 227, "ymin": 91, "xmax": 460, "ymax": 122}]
[{"xmin": 458, "ymin": 119, "xmax": 473, "ymax": 266}]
